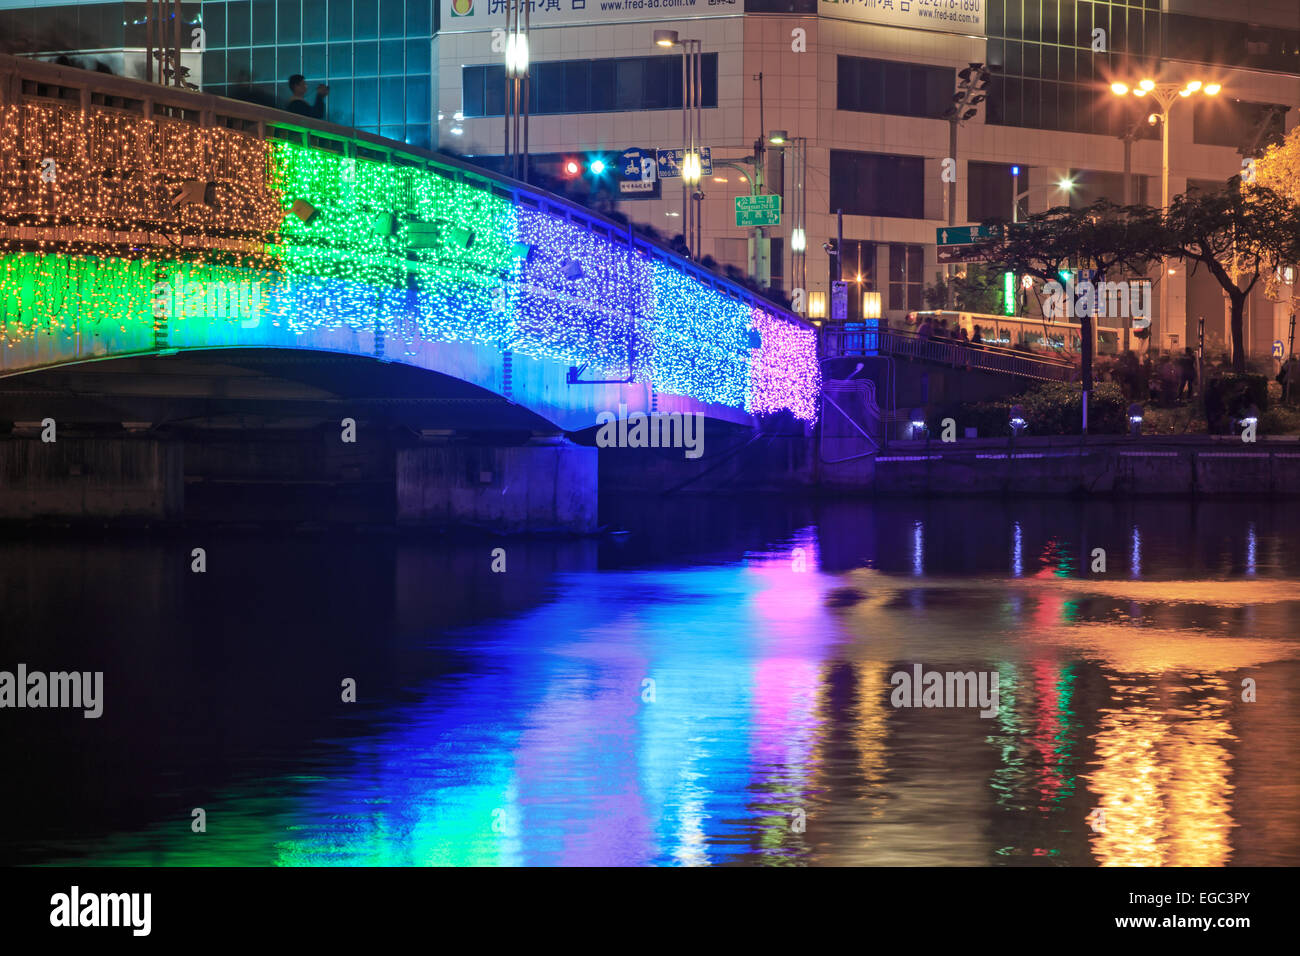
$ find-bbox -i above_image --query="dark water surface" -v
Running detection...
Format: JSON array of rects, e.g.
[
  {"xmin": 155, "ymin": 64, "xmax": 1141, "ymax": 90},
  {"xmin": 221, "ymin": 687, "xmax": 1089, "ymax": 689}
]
[{"xmin": 2, "ymin": 498, "xmax": 1297, "ymax": 866}]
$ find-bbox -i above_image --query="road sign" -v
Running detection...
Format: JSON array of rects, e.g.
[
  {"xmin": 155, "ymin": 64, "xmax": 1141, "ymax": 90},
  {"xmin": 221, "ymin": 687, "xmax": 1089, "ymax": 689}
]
[
  {"xmin": 1274, "ymin": 339, "xmax": 1285, "ymax": 359},
  {"xmin": 657, "ymin": 147, "xmax": 712, "ymax": 179},
  {"xmin": 618, "ymin": 147, "xmax": 657, "ymax": 194},
  {"xmin": 735, "ymin": 194, "xmax": 781, "ymax": 227},
  {"xmin": 831, "ymin": 280, "xmax": 848, "ymax": 320},
  {"xmin": 937, "ymin": 244, "xmax": 991, "ymax": 264},
  {"xmin": 936, "ymin": 224, "xmax": 1002, "ymax": 246}
]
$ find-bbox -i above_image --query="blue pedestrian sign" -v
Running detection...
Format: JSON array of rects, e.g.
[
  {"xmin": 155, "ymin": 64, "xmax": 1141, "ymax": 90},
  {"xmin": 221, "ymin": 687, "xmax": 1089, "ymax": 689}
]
[
  {"xmin": 619, "ymin": 148, "xmax": 657, "ymax": 193},
  {"xmin": 1274, "ymin": 340, "xmax": 1285, "ymax": 359}
]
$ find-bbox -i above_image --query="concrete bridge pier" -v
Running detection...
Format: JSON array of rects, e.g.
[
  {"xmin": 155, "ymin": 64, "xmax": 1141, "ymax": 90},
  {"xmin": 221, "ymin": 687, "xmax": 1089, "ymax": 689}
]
[
  {"xmin": 396, "ymin": 436, "xmax": 598, "ymax": 533},
  {"xmin": 0, "ymin": 436, "xmax": 184, "ymax": 521}
]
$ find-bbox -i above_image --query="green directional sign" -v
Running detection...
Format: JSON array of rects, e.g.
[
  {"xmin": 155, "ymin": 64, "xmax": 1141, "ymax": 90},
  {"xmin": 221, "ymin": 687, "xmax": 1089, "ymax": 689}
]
[
  {"xmin": 936, "ymin": 224, "xmax": 1002, "ymax": 245},
  {"xmin": 736, "ymin": 194, "xmax": 781, "ymax": 227}
]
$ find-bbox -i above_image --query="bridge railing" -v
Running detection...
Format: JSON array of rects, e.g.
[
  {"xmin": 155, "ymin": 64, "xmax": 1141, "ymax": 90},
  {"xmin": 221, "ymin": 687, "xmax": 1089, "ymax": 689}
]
[
  {"xmin": 0, "ymin": 52, "xmax": 810, "ymax": 333},
  {"xmin": 823, "ymin": 325, "xmax": 1075, "ymax": 383}
]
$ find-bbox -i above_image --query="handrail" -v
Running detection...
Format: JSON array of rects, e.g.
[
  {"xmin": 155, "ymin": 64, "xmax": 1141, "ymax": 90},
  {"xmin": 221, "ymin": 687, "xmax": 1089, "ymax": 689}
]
[
  {"xmin": 0, "ymin": 52, "xmax": 812, "ymax": 333},
  {"xmin": 823, "ymin": 325, "xmax": 1075, "ymax": 382}
]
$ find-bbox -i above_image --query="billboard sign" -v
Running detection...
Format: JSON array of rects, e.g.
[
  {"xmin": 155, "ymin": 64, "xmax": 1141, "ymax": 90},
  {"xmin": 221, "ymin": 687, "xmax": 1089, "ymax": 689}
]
[
  {"xmin": 439, "ymin": 0, "xmax": 739, "ymax": 31},
  {"xmin": 819, "ymin": 0, "xmax": 985, "ymax": 36}
]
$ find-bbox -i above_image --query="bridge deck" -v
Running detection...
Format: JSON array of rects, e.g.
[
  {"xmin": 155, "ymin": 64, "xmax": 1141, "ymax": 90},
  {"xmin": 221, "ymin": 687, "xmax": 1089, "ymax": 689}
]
[{"xmin": 0, "ymin": 53, "xmax": 820, "ymax": 431}]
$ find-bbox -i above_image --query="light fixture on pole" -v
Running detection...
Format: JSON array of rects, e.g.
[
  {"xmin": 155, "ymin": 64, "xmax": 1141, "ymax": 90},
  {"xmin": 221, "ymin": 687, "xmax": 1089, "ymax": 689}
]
[
  {"xmin": 1111, "ymin": 76, "xmax": 1221, "ymax": 347},
  {"xmin": 1009, "ymin": 168, "xmax": 1074, "ymax": 223},
  {"xmin": 651, "ymin": 31, "xmax": 703, "ymax": 259},
  {"xmin": 769, "ymin": 130, "xmax": 808, "ymax": 310},
  {"xmin": 504, "ymin": 0, "xmax": 531, "ymax": 182},
  {"xmin": 944, "ymin": 63, "xmax": 992, "ymax": 306}
]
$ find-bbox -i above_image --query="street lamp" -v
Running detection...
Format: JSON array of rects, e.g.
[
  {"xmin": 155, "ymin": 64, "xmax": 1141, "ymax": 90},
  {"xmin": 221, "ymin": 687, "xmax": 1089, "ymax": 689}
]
[
  {"xmin": 1010, "ymin": 170, "xmax": 1075, "ymax": 222},
  {"xmin": 1111, "ymin": 76, "xmax": 1221, "ymax": 347},
  {"xmin": 768, "ymin": 129, "xmax": 808, "ymax": 308},
  {"xmin": 651, "ymin": 31, "xmax": 703, "ymax": 260},
  {"xmin": 503, "ymin": 0, "xmax": 530, "ymax": 181}
]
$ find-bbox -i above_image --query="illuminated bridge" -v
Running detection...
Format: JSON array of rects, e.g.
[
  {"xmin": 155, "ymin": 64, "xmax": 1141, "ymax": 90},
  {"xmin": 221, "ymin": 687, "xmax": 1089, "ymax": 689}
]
[{"xmin": 0, "ymin": 55, "xmax": 819, "ymax": 529}]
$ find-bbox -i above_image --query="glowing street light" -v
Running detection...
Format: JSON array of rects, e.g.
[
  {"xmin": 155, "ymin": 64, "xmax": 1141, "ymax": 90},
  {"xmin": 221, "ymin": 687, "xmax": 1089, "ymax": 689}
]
[
  {"xmin": 651, "ymin": 29, "xmax": 703, "ymax": 258},
  {"xmin": 1111, "ymin": 76, "xmax": 1224, "ymax": 345}
]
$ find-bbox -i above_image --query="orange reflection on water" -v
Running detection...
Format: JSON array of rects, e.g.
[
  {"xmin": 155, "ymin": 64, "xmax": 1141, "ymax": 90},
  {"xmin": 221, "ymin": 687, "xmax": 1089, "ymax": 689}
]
[{"xmin": 1085, "ymin": 675, "xmax": 1236, "ymax": 867}]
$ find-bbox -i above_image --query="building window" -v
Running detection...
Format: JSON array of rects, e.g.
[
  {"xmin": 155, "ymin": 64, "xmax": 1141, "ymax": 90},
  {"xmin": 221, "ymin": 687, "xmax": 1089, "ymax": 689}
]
[
  {"xmin": 196, "ymin": 0, "xmax": 436, "ymax": 143},
  {"xmin": 829, "ymin": 241, "xmax": 878, "ymax": 320},
  {"xmin": 829, "ymin": 151, "xmax": 925, "ymax": 219},
  {"xmin": 837, "ymin": 56, "xmax": 953, "ymax": 119},
  {"xmin": 462, "ymin": 53, "xmax": 718, "ymax": 117},
  {"xmin": 888, "ymin": 244, "xmax": 924, "ymax": 313},
  {"xmin": 968, "ymin": 161, "xmax": 1022, "ymax": 223},
  {"xmin": 1193, "ymin": 99, "xmax": 1287, "ymax": 151}
]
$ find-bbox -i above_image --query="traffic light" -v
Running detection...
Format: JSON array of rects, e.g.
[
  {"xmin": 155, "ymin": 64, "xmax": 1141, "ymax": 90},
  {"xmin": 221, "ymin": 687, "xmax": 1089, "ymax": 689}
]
[{"xmin": 559, "ymin": 155, "xmax": 611, "ymax": 180}]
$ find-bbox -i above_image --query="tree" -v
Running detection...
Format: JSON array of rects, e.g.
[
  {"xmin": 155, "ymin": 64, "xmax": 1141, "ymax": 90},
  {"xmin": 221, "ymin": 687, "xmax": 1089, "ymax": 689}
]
[
  {"xmin": 1165, "ymin": 177, "xmax": 1300, "ymax": 372},
  {"xmin": 1254, "ymin": 125, "xmax": 1300, "ymax": 204},
  {"xmin": 923, "ymin": 264, "xmax": 1006, "ymax": 314},
  {"xmin": 976, "ymin": 200, "xmax": 1164, "ymax": 413},
  {"xmin": 1251, "ymin": 127, "xmax": 1300, "ymax": 334}
]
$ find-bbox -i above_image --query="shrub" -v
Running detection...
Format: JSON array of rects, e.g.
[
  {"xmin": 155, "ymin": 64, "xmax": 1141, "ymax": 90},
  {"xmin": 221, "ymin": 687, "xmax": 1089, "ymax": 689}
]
[
  {"xmin": 1019, "ymin": 381, "xmax": 1127, "ymax": 435},
  {"xmin": 1203, "ymin": 373, "xmax": 1269, "ymax": 433},
  {"xmin": 929, "ymin": 399, "xmax": 1013, "ymax": 437},
  {"xmin": 1257, "ymin": 407, "xmax": 1300, "ymax": 435},
  {"xmin": 929, "ymin": 382, "xmax": 1125, "ymax": 437}
]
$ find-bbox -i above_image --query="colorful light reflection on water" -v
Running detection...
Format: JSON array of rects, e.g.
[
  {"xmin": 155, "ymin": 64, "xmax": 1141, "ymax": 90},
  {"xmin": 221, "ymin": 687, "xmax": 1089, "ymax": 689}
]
[{"xmin": 3, "ymin": 499, "xmax": 1299, "ymax": 867}]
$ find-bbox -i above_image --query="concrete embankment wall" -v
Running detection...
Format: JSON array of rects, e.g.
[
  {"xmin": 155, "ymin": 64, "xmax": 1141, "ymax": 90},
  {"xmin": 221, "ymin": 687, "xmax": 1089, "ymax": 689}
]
[{"xmin": 866, "ymin": 437, "xmax": 1300, "ymax": 496}]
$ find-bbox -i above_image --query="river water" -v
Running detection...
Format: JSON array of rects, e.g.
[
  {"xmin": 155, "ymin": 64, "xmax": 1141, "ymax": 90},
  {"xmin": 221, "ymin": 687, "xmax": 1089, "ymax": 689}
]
[{"xmin": 2, "ymin": 497, "xmax": 1297, "ymax": 866}]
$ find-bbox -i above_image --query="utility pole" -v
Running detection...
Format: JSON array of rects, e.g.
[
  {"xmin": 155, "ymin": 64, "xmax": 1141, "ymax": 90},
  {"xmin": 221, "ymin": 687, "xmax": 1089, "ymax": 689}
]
[{"xmin": 944, "ymin": 64, "xmax": 991, "ymax": 308}]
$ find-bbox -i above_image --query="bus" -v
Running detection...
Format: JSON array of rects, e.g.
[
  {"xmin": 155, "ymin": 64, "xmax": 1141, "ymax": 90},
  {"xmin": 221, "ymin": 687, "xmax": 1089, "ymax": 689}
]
[{"xmin": 902, "ymin": 311, "xmax": 1122, "ymax": 356}]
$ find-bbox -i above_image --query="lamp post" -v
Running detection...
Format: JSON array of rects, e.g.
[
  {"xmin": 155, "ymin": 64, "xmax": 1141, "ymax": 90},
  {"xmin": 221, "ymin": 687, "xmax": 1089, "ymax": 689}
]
[
  {"xmin": 768, "ymin": 130, "xmax": 808, "ymax": 309},
  {"xmin": 1110, "ymin": 77, "xmax": 1221, "ymax": 349},
  {"xmin": 654, "ymin": 30, "xmax": 703, "ymax": 260},
  {"xmin": 1011, "ymin": 173, "xmax": 1075, "ymax": 223},
  {"xmin": 503, "ymin": 0, "xmax": 530, "ymax": 182}
]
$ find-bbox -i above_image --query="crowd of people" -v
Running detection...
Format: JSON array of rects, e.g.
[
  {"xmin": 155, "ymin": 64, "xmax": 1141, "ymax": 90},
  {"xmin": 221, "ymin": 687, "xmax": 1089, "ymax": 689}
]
[{"xmin": 913, "ymin": 316, "xmax": 978, "ymax": 346}]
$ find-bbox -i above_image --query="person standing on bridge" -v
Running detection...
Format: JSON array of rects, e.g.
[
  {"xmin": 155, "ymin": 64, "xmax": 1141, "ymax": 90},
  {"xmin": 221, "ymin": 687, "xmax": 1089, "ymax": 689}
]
[{"xmin": 286, "ymin": 75, "xmax": 329, "ymax": 119}]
